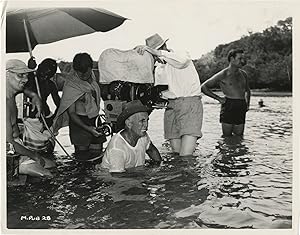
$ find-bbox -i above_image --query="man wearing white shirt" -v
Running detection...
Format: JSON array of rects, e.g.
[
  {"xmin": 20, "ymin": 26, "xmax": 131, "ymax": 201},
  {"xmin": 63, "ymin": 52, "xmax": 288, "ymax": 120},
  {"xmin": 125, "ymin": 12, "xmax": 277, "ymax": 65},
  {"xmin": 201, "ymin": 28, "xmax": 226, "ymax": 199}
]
[
  {"xmin": 99, "ymin": 100, "xmax": 161, "ymax": 174},
  {"xmin": 135, "ymin": 33, "xmax": 203, "ymax": 156}
]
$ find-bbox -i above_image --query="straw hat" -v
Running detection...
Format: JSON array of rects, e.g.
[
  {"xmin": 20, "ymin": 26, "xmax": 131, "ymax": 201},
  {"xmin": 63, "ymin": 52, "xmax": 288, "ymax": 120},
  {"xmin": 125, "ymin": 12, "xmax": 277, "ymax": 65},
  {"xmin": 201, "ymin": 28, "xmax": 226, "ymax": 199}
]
[
  {"xmin": 145, "ymin": 33, "xmax": 169, "ymax": 50},
  {"xmin": 117, "ymin": 100, "xmax": 150, "ymax": 130}
]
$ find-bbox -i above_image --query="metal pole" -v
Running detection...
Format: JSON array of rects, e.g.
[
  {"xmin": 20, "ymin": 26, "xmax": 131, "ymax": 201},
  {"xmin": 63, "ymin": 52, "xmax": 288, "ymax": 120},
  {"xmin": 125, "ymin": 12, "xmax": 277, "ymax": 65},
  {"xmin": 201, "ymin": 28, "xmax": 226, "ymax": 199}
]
[
  {"xmin": 23, "ymin": 19, "xmax": 33, "ymax": 58},
  {"xmin": 22, "ymin": 18, "xmax": 70, "ymax": 158}
]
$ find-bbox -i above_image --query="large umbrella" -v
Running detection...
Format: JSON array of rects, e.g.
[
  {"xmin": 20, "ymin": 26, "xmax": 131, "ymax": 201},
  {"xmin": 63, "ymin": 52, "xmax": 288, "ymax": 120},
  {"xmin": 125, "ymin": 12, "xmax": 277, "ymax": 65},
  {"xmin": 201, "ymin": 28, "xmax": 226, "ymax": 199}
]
[
  {"xmin": 6, "ymin": 7, "xmax": 127, "ymax": 54},
  {"xmin": 5, "ymin": 7, "xmax": 127, "ymax": 157}
]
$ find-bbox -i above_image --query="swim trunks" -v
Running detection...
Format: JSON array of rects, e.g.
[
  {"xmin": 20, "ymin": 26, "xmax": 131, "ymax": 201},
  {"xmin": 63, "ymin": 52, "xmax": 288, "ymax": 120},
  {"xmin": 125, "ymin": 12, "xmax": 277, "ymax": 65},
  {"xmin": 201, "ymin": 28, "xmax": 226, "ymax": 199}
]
[{"xmin": 220, "ymin": 98, "xmax": 247, "ymax": 125}]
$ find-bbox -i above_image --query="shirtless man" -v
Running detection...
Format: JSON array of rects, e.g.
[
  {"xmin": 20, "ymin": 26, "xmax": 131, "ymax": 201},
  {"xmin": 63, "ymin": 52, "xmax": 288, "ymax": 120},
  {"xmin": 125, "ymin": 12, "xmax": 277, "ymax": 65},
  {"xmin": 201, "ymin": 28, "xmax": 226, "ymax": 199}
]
[
  {"xmin": 6, "ymin": 59, "xmax": 53, "ymax": 177},
  {"xmin": 201, "ymin": 49, "xmax": 251, "ymax": 136}
]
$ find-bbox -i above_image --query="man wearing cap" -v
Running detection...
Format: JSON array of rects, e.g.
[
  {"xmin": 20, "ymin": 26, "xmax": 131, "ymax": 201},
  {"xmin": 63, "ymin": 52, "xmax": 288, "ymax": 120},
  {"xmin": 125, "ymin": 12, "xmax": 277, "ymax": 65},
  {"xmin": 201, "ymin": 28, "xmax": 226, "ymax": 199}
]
[
  {"xmin": 134, "ymin": 33, "xmax": 203, "ymax": 156},
  {"xmin": 99, "ymin": 100, "xmax": 161, "ymax": 174},
  {"xmin": 6, "ymin": 59, "xmax": 54, "ymax": 177}
]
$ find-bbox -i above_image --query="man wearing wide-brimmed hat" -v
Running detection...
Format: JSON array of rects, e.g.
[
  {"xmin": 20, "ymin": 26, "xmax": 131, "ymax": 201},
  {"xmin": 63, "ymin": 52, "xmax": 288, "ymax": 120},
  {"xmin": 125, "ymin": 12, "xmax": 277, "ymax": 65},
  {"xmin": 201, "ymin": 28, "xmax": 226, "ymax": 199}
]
[
  {"xmin": 134, "ymin": 33, "xmax": 203, "ymax": 157},
  {"xmin": 99, "ymin": 100, "xmax": 161, "ymax": 174}
]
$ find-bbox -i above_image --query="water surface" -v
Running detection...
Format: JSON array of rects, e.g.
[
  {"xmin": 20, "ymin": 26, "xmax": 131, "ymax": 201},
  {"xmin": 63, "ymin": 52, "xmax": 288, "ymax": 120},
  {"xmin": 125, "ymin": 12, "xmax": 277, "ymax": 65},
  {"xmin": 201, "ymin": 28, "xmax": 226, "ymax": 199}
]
[{"xmin": 7, "ymin": 95, "xmax": 293, "ymax": 229}]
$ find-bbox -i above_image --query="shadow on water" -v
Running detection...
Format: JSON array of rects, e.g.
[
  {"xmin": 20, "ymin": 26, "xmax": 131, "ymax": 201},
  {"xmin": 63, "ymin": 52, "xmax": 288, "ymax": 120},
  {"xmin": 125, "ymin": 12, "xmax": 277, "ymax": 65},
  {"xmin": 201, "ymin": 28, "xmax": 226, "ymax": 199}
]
[{"xmin": 7, "ymin": 95, "xmax": 293, "ymax": 229}]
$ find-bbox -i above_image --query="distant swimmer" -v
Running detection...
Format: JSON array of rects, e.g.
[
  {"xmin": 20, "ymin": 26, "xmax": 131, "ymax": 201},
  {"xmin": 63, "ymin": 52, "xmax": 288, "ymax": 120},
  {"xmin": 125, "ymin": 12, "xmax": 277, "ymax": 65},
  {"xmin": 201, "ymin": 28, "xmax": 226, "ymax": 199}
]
[
  {"xmin": 201, "ymin": 49, "xmax": 251, "ymax": 137},
  {"xmin": 258, "ymin": 99, "xmax": 265, "ymax": 108}
]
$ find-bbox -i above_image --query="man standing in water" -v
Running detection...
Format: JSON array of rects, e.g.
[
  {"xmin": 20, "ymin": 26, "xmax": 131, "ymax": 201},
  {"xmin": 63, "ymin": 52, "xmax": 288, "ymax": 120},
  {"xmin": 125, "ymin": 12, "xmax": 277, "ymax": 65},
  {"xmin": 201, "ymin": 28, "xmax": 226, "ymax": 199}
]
[
  {"xmin": 134, "ymin": 33, "xmax": 203, "ymax": 156},
  {"xmin": 201, "ymin": 49, "xmax": 251, "ymax": 136}
]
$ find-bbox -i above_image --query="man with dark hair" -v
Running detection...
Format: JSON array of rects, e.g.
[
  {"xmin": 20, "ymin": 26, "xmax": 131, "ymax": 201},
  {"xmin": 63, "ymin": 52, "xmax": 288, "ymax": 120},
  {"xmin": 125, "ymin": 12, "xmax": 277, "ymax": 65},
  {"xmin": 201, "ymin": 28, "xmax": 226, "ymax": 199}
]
[
  {"xmin": 26, "ymin": 58, "xmax": 60, "ymax": 127},
  {"xmin": 52, "ymin": 53, "xmax": 106, "ymax": 162},
  {"xmin": 72, "ymin": 53, "xmax": 93, "ymax": 73},
  {"xmin": 201, "ymin": 49, "xmax": 251, "ymax": 137}
]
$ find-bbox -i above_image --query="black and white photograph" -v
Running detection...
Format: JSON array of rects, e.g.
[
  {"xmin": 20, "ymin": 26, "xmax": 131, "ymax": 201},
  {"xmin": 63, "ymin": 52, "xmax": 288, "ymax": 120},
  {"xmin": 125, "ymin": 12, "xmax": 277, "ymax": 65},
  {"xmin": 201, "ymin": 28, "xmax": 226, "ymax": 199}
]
[{"xmin": 1, "ymin": 0, "xmax": 299, "ymax": 234}]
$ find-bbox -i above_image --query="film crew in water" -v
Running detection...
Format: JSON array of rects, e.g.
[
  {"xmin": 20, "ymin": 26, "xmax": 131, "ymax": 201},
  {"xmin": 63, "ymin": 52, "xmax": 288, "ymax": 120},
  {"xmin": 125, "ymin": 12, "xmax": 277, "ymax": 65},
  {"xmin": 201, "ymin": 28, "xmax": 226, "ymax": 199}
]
[
  {"xmin": 6, "ymin": 59, "xmax": 55, "ymax": 178},
  {"xmin": 201, "ymin": 49, "xmax": 251, "ymax": 137},
  {"xmin": 97, "ymin": 100, "xmax": 161, "ymax": 175}
]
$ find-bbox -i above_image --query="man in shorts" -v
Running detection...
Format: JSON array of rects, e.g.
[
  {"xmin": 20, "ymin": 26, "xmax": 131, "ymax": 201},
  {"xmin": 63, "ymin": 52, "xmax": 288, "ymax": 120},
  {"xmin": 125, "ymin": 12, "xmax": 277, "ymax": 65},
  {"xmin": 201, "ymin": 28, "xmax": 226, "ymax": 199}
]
[
  {"xmin": 201, "ymin": 49, "xmax": 251, "ymax": 137},
  {"xmin": 134, "ymin": 33, "xmax": 203, "ymax": 156},
  {"xmin": 99, "ymin": 100, "xmax": 161, "ymax": 174}
]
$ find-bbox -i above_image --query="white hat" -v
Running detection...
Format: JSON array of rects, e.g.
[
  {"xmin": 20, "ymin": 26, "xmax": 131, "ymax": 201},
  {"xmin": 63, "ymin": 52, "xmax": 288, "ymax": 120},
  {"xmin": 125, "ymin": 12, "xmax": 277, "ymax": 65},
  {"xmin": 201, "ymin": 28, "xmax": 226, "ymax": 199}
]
[
  {"xmin": 6, "ymin": 59, "xmax": 35, "ymax": 73},
  {"xmin": 145, "ymin": 33, "xmax": 169, "ymax": 50}
]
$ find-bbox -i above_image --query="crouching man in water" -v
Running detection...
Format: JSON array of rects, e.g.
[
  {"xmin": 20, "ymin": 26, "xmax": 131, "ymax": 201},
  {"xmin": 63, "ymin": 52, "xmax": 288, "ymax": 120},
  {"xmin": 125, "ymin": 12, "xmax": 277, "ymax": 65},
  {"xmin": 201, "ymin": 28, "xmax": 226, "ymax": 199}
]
[
  {"xmin": 97, "ymin": 100, "xmax": 161, "ymax": 175},
  {"xmin": 201, "ymin": 49, "xmax": 251, "ymax": 137},
  {"xmin": 6, "ymin": 59, "xmax": 55, "ymax": 177}
]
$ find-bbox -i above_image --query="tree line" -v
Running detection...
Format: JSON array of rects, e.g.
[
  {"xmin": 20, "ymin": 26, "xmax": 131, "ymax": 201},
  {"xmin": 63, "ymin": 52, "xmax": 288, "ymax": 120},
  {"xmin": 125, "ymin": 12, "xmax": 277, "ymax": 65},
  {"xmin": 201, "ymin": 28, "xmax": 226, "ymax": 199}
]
[
  {"xmin": 193, "ymin": 17, "xmax": 292, "ymax": 91},
  {"xmin": 58, "ymin": 17, "xmax": 292, "ymax": 91}
]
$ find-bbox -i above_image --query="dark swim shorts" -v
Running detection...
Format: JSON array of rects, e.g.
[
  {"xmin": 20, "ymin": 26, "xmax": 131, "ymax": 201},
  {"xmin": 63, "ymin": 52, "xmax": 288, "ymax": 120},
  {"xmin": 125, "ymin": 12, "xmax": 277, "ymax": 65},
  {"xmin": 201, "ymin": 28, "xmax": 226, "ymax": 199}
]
[{"xmin": 220, "ymin": 98, "xmax": 247, "ymax": 125}]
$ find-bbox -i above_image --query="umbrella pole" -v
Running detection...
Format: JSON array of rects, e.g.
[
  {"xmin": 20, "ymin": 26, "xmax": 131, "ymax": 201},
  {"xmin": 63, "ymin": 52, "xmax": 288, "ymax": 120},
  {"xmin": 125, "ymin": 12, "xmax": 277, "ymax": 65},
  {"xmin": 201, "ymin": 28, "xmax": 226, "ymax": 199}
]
[
  {"xmin": 23, "ymin": 19, "xmax": 71, "ymax": 158},
  {"xmin": 23, "ymin": 19, "xmax": 33, "ymax": 58},
  {"xmin": 23, "ymin": 19, "xmax": 41, "ymax": 98}
]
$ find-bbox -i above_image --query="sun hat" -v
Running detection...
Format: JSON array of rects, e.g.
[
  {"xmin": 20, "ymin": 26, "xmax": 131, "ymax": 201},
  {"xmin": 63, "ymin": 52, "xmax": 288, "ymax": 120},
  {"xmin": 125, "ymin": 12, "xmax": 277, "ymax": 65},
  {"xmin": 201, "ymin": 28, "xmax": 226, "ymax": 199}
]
[
  {"xmin": 145, "ymin": 33, "xmax": 169, "ymax": 50},
  {"xmin": 6, "ymin": 59, "xmax": 35, "ymax": 73},
  {"xmin": 117, "ymin": 100, "xmax": 150, "ymax": 130}
]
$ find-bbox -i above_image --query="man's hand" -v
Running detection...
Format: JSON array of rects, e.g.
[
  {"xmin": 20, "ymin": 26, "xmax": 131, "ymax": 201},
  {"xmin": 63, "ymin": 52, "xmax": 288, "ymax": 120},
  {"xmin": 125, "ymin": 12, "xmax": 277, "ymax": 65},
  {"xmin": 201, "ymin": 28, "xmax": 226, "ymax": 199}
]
[
  {"xmin": 134, "ymin": 45, "xmax": 148, "ymax": 55},
  {"xmin": 89, "ymin": 126, "xmax": 102, "ymax": 138},
  {"xmin": 134, "ymin": 45, "xmax": 161, "ymax": 57},
  {"xmin": 31, "ymin": 94, "xmax": 43, "ymax": 117}
]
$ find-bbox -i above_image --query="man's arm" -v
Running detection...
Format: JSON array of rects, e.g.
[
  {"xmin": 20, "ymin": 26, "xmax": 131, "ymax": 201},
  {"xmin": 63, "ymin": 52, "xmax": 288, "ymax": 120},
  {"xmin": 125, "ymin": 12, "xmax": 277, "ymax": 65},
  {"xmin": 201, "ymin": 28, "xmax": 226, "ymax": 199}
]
[
  {"xmin": 146, "ymin": 142, "xmax": 162, "ymax": 164},
  {"xmin": 242, "ymin": 70, "xmax": 251, "ymax": 110},
  {"xmin": 50, "ymin": 82, "xmax": 61, "ymax": 113},
  {"xmin": 134, "ymin": 46, "xmax": 190, "ymax": 69},
  {"xmin": 201, "ymin": 70, "xmax": 226, "ymax": 104},
  {"xmin": 23, "ymin": 88, "xmax": 42, "ymax": 117}
]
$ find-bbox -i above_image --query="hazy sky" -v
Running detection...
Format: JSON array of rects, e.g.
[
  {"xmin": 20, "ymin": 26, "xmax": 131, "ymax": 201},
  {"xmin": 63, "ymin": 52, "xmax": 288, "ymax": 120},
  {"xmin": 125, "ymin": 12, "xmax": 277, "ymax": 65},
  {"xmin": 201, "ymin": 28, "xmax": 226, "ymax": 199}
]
[{"xmin": 2, "ymin": 0, "xmax": 295, "ymax": 63}]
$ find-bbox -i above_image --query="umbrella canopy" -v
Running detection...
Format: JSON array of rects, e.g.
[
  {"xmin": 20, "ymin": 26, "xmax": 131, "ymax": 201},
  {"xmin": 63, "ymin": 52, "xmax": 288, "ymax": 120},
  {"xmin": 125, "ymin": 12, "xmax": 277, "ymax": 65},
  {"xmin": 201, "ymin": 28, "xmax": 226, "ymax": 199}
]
[{"xmin": 6, "ymin": 7, "xmax": 127, "ymax": 53}]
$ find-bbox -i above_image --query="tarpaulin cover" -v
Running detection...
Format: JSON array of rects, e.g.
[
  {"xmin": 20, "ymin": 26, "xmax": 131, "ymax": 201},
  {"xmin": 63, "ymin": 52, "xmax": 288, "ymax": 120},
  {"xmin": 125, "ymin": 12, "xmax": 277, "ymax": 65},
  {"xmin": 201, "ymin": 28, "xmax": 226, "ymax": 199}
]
[{"xmin": 98, "ymin": 48, "xmax": 155, "ymax": 84}]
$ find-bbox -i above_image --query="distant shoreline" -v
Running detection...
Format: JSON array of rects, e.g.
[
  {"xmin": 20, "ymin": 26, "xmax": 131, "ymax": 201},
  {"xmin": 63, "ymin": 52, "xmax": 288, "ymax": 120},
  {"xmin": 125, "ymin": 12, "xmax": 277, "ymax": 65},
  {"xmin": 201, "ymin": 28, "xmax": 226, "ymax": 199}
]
[
  {"xmin": 250, "ymin": 90, "xmax": 292, "ymax": 97},
  {"xmin": 212, "ymin": 89, "xmax": 292, "ymax": 97}
]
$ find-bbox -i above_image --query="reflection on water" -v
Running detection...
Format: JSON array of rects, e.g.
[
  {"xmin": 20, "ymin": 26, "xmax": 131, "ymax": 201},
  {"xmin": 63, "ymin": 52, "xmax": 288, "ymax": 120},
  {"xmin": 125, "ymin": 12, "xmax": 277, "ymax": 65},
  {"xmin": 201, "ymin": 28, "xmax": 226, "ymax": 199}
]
[{"xmin": 7, "ymin": 95, "xmax": 292, "ymax": 229}]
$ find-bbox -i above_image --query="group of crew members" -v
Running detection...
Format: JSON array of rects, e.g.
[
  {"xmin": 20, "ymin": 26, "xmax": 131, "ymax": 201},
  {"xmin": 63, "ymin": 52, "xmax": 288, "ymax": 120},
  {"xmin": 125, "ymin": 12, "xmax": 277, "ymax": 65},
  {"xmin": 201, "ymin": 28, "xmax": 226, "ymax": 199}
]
[{"xmin": 6, "ymin": 33, "xmax": 251, "ymax": 178}]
